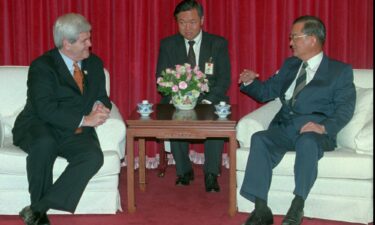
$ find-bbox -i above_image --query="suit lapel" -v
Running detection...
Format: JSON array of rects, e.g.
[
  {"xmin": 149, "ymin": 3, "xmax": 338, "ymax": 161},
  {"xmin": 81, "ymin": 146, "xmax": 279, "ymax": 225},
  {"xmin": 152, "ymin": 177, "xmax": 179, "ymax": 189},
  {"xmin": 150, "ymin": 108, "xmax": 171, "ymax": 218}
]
[
  {"xmin": 174, "ymin": 35, "xmax": 188, "ymax": 65},
  {"xmin": 293, "ymin": 54, "xmax": 329, "ymax": 99},
  {"xmin": 51, "ymin": 49, "xmax": 83, "ymax": 94},
  {"xmin": 281, "ymin": 59, "xmax": 301, "ymax": 95},
  {"xmin": 311, "ymin": 54, "xmax": 329, "ymax": 81},
  {"xmin": 199, "ymin": 32, "xmax": 210, "ymax": 70}
]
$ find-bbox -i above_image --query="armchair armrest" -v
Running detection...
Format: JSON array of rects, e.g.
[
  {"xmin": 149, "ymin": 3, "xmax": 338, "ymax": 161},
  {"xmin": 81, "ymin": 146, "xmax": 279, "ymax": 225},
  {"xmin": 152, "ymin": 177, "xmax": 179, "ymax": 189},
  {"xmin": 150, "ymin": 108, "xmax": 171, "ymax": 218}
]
[
  {"xmin": 0, "ymin": 118, "xmax": 4, "ymax": 148},
  {"xmin": 236, "ymin": 99, "xmax": 281, "ymax": 148},
  {"xmin": 96, "ymin": 102, "xmax": 126, "ymax": 159}
]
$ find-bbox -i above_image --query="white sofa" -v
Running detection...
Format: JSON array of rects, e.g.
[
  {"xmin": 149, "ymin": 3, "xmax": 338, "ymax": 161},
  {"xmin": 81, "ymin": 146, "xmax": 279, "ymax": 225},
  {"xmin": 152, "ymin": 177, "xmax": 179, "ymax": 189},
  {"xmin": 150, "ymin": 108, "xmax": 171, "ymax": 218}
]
[
  {"xmin": 0, "ymin": 66, "xmax": 126, "ymax": 215},
  {"xmin": 236, "ymin": 69, "xmax": 373, "ymax": 224}
]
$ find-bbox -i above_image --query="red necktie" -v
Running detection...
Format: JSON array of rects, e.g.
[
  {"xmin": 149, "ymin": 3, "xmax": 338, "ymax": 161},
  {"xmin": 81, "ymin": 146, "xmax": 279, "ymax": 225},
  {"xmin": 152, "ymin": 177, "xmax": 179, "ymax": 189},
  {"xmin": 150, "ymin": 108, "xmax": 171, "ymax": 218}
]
[
  {"xmin": 73, "ymin": 62, "xmax": 84, "ymax": 94},
  {"xmin": 73, "ymin": 62, "xmax": 83, "ymax": 134}
]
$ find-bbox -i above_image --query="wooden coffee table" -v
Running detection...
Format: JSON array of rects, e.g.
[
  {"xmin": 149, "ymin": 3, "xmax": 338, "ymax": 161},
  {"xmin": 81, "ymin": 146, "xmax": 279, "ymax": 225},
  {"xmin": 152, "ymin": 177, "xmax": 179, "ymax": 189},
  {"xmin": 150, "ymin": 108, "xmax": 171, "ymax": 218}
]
[{"xmin": 126, "ymin": 104, "xmax": 238, "ymax": 216}]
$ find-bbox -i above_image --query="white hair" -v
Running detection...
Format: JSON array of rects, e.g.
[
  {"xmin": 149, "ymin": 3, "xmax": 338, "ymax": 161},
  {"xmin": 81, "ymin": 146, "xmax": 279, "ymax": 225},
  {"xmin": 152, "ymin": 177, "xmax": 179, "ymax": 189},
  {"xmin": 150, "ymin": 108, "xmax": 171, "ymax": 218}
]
[{"xmin": 53, "ymin": 13, "xmax": 91, "ymax": 49}]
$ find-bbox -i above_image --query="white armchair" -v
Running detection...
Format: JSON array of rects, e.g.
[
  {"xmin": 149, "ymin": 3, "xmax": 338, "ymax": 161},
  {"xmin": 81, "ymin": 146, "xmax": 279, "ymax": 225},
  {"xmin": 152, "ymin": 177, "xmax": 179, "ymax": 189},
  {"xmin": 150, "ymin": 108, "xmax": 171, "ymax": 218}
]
[
  {"xmin": 0, "ymin": 66, "xmax": 126, "ymax": 215},
  {"xmin": 236, "ymin": 69, "xmax": 373, "ymax": 224}
]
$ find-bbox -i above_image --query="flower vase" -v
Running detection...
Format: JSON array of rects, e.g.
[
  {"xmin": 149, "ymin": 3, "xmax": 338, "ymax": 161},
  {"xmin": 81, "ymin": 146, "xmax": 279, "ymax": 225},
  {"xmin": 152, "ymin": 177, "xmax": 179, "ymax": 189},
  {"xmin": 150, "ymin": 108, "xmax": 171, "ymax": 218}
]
[{"xmin": 172, "ymin": 91, "xmax": 198, "ymax": 110}]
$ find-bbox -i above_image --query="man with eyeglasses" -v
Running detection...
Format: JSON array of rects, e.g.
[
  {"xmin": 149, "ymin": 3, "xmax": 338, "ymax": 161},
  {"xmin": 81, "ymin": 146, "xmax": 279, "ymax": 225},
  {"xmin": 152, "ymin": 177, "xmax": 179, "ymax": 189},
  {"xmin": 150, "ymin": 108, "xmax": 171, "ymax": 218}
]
[
  {"xmin": 238, "ymin": 15, "xmax": 355, "ymax": 225},
  {"xmin": 156, "ymin": 0, "xmax": 231, "ymax": 193}
]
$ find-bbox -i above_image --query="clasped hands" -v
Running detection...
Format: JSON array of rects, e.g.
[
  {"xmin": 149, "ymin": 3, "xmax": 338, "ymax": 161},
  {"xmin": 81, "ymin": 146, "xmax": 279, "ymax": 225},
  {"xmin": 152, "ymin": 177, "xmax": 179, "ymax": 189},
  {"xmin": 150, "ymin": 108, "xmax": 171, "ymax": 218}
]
[{"xmin": 82, "ymin": 103, "xmax": 110, "ymax": 127}]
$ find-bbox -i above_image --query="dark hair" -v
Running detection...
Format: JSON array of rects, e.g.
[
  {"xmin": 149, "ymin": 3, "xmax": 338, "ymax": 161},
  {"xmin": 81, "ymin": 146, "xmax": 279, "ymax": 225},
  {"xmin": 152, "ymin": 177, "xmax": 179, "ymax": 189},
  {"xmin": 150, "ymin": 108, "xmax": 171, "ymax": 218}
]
[
  {"xmin": 174, "ymin": 0, "xmax": 204, "ymax": 19},
  {"xmin": 293, "ymin": 15, "xmax": 326, "ymax": 46}
]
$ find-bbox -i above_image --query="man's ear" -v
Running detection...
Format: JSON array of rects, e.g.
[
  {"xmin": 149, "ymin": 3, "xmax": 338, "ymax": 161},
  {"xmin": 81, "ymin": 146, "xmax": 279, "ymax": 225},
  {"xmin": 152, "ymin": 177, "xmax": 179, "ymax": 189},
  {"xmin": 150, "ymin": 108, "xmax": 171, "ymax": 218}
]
[
  {"xmin": 311, "ymin": 35, "xmax": 318, "ymax": 47},
  {"xmin": 62, "ymin": 38, "xmax": 71, "ymax": 50},
  {"xmin": 200, "ymin": 16, "xmax": 204, "ymax": 26}
]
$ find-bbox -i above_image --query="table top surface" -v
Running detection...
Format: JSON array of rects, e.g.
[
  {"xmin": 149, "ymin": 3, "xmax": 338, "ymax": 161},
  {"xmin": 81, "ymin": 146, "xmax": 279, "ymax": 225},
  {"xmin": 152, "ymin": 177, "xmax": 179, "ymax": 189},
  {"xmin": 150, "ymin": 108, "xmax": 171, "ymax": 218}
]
[{"xmin": 126, "ymin": 104, "xmax": 238, "ymax": 126}]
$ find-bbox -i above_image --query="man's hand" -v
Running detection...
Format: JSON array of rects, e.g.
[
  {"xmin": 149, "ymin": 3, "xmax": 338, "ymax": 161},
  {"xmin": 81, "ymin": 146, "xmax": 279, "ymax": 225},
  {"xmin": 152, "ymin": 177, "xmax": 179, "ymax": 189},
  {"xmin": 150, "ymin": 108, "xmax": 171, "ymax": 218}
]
[
  {"xmin": 238, "ymin": 69, "xmax": 259, "ymax": 84},
  {"xmin": 83, "ymin": 103, "xmax": 110, "ymax": 127},
  {"xmin": 300, "ymin": 122, "xmax": 326, "ymax": 134}
]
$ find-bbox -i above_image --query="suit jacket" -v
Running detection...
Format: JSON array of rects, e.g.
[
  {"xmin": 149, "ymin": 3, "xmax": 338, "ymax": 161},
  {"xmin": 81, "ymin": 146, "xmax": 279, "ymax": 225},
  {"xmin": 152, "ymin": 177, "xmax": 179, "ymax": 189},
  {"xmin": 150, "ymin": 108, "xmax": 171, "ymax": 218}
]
[
  {"xmin": 12, "ymin": 48, "xmax": 112, "ymax": 145},
  {"xmin": 156, "ymin": 31, "xmax": 231, "ymax": 104},
  {"xmin": 240, "ymin": 54, "xmax": 356, "ymax": 143}
]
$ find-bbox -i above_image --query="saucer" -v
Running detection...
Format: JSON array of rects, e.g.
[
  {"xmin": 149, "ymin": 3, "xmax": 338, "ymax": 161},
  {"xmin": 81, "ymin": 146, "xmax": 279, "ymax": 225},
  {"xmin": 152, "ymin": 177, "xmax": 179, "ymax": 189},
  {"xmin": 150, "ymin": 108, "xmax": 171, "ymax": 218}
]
[
  {"xmin": 137, "ymin": 110, "xmax": 153, "ymax": 117},
  {"xmin": 214, "ymin": 111, "xmax": 231, "ymax": 118}
]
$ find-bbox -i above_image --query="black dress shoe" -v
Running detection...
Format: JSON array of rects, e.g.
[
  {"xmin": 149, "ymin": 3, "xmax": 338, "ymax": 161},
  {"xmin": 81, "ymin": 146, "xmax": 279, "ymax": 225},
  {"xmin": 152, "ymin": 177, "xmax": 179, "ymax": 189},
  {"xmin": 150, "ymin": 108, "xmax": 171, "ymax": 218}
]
[
  {"xmin": 204, "ymin": 173, "xmax": 220, "ymax": 192},
  {"xmin": 243, "ymin": 207, "xmax": 273, "ymax": 225},
  {"xmin": 38, "ymin": 213, "xmax": 51, "ymax": 225},
  {"xmin": 281, "ymin": 206, "xmax": 304, "ymax": 225},
  {"xmin": 175, "ymin": 170, "xmax": 194, "ymax": 185},
  {"xmin": 19, "ymin": 206, "xmax": 43, "ymax": 225}
]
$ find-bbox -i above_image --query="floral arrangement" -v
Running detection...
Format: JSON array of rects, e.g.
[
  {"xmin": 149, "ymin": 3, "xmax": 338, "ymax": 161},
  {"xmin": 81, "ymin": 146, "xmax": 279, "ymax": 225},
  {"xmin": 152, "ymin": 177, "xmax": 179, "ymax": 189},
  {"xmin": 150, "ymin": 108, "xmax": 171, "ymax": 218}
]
[{"xmin": 157, "ymin": 63, "xmax": 209, "ymax": 99}]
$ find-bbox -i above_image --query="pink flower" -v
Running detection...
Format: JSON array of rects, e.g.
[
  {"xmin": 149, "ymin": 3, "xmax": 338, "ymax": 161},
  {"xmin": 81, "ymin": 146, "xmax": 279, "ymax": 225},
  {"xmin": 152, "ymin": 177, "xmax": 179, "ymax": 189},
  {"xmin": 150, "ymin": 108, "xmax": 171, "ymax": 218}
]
[
  {"xmin": 175, "ymin": 73, "xmax": 181, "ymax": 79},
  {"xmin": 172, "ymin": 85, "xmax": 179, "ymax": 92},
  {"xmin": 157, "ymin": 77, "xmax": 163, "ymax": 84},
  {"xmin": 178, "ymin": 81, "xmax": 188, "ymax": 90},
  {"xmin": 196, "ymin": 71, "xmax": 203, "ymax": 79}
]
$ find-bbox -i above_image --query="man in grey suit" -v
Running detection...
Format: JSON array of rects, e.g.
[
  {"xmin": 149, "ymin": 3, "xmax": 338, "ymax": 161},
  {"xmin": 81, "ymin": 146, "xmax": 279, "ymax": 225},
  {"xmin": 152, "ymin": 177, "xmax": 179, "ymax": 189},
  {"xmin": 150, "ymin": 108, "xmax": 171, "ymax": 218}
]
[
  {"xmin": 13, "ymin": 13, "xmax": 111, "ymax": 225},
  {"xmin": 156, "ymin": 0, "xmax": 231, "ymax": 192},
  {"xmin": 238, "ymin": 16, "xmax": 355, "ymax": 225}
]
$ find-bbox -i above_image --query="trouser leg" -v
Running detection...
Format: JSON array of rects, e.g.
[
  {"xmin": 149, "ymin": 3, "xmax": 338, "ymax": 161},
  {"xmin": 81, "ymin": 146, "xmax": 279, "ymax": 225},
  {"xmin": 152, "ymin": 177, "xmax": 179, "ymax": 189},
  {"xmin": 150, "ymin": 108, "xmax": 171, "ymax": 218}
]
[
  {"xmin": 26, "ymin": 136, "xmax": 58, "ymax": 207},
  {"xmin": 203, "ymin": 139, "xmax": 224, "ymax": 175},
  {"xmin": 171, "ymin": 140, "xmax": 192, "ymax": 175},
  {"xmin": 32, "ymin": 132, "xmax": 103, "ymax": 213},
  {"xmin": 293, "ymin": 132, "xmax": 332, "ymax": 199},
  {"xmin": 240, "ymin": 127, "xmax": 293, "ymax": 203},
  {"xmin": 17, "ymin": 123, "xmax": 58, "ymax": 212}
]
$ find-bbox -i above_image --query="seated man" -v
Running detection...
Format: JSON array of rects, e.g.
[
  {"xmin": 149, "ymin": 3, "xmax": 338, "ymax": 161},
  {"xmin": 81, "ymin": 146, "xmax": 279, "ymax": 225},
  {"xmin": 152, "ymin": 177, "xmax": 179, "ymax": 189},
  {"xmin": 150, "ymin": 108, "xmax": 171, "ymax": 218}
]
[
  {"xmin": 238, "ymin": 15, "xmax": 355, "ymax": 225},
  {"xmin": 13, "ymin": 13, "xmax": 111, "ymax": 225}
]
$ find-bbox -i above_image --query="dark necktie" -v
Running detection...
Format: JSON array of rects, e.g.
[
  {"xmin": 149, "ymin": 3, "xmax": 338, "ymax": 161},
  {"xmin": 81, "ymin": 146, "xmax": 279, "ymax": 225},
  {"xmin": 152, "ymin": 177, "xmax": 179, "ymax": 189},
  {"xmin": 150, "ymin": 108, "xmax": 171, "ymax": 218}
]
[
  {"xmin": 187, "ymin": 40, "xmax": 196, "ymax": 68},
  {"xmin": 73, "ymin": 62, "xmax": 83, "ymax": 134},
  {"xmin": 290, "ymin": 62, "xmax": 308, "ymax": 106}
]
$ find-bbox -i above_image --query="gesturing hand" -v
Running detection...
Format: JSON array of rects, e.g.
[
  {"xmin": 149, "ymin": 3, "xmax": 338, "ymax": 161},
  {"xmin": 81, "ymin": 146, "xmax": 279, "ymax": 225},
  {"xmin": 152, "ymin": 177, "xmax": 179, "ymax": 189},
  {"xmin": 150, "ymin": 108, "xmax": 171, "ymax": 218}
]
[{"xmin": 238, "ymin": 69, "xmax": 259, "ymax": 84}]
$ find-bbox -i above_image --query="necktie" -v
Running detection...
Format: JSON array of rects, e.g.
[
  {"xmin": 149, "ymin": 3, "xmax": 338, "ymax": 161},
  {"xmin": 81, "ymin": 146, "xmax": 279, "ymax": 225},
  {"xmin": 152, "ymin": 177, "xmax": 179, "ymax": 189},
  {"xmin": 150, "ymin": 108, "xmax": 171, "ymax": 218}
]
[
  {"xmin": 290, "ymin": 62, "xmax": 308, "ymax": 106},
  {"xmin": 73, "ymin": 62, "xmax": 83, "ymax": 134},
  {"xmin": 73, "ymin": 62, "xmax": 84, "ymax": 94},
  {"xmin": 187, "ymin": 40, "xmax": 196, "ymax": 68}
]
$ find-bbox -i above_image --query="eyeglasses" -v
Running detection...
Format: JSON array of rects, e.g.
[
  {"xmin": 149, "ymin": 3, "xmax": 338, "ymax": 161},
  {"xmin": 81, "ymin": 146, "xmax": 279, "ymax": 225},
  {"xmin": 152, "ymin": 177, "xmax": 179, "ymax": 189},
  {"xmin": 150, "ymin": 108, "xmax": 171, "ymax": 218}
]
[{"xmin": 289, "ymin": 34, "xmax": 308, "ymax": 41}]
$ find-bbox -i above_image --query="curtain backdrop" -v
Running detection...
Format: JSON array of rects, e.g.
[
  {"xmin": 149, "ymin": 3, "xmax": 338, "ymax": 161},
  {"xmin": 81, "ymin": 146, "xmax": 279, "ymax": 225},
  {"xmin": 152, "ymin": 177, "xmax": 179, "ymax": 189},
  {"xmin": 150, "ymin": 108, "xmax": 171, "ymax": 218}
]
[{"xmin": 1, "ymin": 0, "xmax": 373, "ymax": 159}]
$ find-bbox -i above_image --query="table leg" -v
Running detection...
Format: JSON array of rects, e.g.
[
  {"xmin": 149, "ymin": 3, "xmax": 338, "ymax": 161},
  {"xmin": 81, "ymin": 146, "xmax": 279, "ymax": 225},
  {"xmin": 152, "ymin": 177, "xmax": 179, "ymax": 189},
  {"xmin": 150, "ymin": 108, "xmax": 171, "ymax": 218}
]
[
  {"xmin": 139, "ymin": 138, "xmax": 146, "ymax": 191},
  {"xmin": 127, "ymin": 133, "xmax": 136, "ymax": 213},
  {"xmin": 157, "ymin": 141, "xmax": 167, "ymax": 177},
  {"xmin": 228, "ymin": 135, "xmax": 237, "ymax": 217}
]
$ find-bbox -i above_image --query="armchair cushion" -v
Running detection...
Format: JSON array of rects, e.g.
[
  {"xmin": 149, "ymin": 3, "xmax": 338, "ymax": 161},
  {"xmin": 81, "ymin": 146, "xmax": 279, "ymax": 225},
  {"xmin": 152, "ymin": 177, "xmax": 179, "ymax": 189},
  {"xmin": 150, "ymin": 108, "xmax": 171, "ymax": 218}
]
[
  {"xmin": 337, "ymin": 87, "xmax": 373, "ymax": 150},
  {"xmin": 0, "ymin": 119, "xmax": 4, "ymax": 148},
  {"xmin": 355, "ymin": 117, "xmax": 373, "ymax": 155},
  {"xmin": 236, "ymin": 99, "xmax": 281, "ymax": 148}
]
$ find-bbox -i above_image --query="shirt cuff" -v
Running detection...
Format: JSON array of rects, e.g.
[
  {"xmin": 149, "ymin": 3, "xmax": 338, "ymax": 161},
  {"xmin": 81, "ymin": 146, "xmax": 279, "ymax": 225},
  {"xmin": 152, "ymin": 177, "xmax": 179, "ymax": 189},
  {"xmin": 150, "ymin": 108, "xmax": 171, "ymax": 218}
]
[{"xmin": 201, "ymin": 99, "xmax": 212, "ymax": 104}]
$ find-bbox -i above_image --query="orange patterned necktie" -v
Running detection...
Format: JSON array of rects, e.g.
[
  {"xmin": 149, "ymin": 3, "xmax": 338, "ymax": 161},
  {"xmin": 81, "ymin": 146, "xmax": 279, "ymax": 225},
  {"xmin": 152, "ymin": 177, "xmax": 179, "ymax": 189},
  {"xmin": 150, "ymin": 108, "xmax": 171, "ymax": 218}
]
[
  {"xmin": 73, "ymin": 62, "xmax": 83, "ymax": 134},
  {"xmin": 73, "ymin": 62, "xmax": 84, "ymax": 94}
]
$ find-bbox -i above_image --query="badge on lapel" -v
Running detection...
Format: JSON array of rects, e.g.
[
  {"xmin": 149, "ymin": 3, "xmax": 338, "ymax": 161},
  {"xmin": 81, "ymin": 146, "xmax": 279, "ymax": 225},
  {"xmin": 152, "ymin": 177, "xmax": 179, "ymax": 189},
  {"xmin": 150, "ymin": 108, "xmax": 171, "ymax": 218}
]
[{"xmin": 205, "ymin": 57, "xmax": 214, "ymax": 75}]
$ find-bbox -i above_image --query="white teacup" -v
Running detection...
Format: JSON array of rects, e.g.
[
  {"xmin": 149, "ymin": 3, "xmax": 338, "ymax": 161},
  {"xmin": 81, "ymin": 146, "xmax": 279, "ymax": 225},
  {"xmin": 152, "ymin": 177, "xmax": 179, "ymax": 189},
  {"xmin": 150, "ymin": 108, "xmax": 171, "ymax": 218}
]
[
  {"xmin": 137, "ymin": 100, "xmax": 153, "ymax": 114},
  {"xmin": 214, "ymin": 101, "xmax": 231, "ymax": 114}
]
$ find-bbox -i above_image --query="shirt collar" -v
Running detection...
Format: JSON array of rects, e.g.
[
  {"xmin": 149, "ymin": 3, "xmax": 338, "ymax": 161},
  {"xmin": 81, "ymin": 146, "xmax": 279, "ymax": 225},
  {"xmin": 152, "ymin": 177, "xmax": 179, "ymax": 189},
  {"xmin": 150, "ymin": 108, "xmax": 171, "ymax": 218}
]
[
  {"xmin": 305, "ymin": 51, "xmax": 323, "ymax": 72},
  {"xmin": 58, "ymin": 50, "xmax": 82, "ymax": 74},
  {"xmin": 184, "ymin": 30, "xmax": 202, "ymax": 46}
]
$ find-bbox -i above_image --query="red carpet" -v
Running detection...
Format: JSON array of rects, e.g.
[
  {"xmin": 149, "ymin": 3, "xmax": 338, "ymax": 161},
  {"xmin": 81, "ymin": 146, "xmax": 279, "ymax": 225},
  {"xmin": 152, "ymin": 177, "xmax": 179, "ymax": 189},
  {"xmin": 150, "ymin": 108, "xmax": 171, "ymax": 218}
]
[{"xmin": 0, "ymin": 165, "xmax": 371, "ymax": 225}]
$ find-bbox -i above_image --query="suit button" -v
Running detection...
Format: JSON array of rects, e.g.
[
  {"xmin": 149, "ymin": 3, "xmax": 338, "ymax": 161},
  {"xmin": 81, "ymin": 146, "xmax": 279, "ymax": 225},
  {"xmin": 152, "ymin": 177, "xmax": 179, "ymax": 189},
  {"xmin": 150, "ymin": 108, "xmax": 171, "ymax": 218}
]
[{"xmin": 289, "ymin": 111, "xmax": 294, "ymax": 115}]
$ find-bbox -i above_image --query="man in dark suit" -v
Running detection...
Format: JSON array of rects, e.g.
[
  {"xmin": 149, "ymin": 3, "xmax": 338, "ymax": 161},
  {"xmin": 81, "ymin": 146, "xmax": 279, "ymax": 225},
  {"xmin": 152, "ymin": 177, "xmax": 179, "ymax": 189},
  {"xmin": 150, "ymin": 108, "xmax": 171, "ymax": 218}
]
[
  {"xmin": 156, "ymin": 0, "xmax": 231, "ymax": 192},
  {"xmin": 12, "ymin": 13, "xmax": 111, "ymax": 225},
  {"xmin": 238, "ymin": 16, "xmax": 355, "ymax": 225}
]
